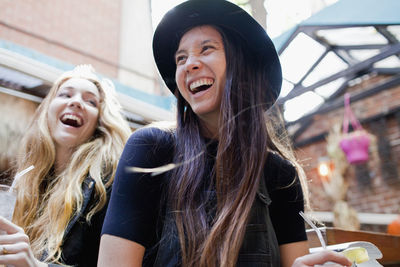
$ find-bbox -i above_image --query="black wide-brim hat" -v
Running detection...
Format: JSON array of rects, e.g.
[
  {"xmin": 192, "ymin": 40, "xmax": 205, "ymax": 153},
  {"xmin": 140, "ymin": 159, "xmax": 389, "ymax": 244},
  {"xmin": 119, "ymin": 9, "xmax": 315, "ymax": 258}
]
[{"xmin": 153, "ymin": 0, "xmax": 282, "ymax": 106}]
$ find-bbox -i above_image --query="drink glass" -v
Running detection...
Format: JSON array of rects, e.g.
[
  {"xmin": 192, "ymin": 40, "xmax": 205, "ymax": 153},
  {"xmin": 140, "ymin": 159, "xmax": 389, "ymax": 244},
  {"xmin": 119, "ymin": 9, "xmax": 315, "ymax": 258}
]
[
  {"xmin": 0, "ymin": 184, "xmax": 17, "ymax": 232},
  {"xmin": 0, "ymin": 185, "xmax": 17, "ymax": 267}
]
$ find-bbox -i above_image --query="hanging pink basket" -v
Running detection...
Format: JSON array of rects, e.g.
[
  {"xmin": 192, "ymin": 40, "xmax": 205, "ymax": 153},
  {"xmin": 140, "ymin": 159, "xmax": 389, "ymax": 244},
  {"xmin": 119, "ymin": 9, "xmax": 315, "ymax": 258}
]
[{"xmin": 339, "ymin": 93, "xmax": 370, "ymax": 164}]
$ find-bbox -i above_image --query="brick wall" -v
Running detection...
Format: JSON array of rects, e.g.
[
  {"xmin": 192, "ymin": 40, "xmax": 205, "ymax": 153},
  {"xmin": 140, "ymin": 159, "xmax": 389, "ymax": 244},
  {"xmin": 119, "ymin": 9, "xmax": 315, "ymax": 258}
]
[
  {"xmin": 295, "ymin": 75, "xmax": 400, "ymax": 221},
  {"xmin": 0, "ymin": 0, "xmax": 121, "ymax": 77}
]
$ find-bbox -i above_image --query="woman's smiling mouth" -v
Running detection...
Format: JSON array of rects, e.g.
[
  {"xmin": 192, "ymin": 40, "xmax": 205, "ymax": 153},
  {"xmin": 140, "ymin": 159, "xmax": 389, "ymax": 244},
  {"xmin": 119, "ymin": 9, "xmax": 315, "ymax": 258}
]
[
  {"xmin": 60, "ymin": 113, "xmax": 83, "ymax": 128},
  {"xmin": 189, "ymin": 78, "xmax": 214, "ymax": 94}
]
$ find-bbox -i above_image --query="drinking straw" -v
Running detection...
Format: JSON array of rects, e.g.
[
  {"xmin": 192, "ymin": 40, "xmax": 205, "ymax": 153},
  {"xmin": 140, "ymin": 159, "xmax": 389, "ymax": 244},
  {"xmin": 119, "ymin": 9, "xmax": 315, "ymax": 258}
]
[
  {"xmin": 10, "ymin": 165, "xmax": 35, "ymax": 190},
  {"xmin": 299, "ymin": 211, "xmax": 327, "ymax": 249}
]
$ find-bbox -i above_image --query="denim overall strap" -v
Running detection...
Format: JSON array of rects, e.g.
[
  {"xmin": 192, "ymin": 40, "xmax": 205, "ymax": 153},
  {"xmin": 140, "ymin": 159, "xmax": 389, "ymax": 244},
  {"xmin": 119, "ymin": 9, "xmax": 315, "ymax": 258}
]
[
  {"xmin": 154, "ymin": 175, "xmax": 280, "ymax": 266},
  {"xmin": 236, "ymin": 174, "xmax": 280, "ymax": 266},
  {"xmin": 153, "ymin": 203, "xmax": 182, "ymax": 267}
]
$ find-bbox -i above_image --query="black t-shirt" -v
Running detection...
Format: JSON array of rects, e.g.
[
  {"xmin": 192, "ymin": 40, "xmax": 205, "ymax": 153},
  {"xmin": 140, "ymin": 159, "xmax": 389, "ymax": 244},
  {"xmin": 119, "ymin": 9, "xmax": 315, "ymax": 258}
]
[{"xmin": 101, "ymin": 126, "xmax": 307, "ymax": 264}]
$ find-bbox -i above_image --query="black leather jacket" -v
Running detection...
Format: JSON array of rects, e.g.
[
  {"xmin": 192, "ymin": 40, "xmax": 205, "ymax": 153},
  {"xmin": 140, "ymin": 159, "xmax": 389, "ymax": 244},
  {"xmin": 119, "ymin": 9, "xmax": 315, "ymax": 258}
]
[{"xmin": 47, "ymin": 176, "xmax": 111, "ymax": 267}]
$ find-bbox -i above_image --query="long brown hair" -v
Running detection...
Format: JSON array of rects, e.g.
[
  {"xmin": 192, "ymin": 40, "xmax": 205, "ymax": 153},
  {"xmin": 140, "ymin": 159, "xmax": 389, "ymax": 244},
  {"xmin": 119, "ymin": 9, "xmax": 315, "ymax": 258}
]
[{"xmin": 168, "ymin": 26, "xmax": 301, "ymax": 267}]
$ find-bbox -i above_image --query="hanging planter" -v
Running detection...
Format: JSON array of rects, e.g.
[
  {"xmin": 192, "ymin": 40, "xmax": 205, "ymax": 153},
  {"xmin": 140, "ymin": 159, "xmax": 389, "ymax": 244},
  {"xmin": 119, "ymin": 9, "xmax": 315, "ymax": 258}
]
[{"xmin": 339, "ymin": 93, "xmax": 370, "ymax": 165}]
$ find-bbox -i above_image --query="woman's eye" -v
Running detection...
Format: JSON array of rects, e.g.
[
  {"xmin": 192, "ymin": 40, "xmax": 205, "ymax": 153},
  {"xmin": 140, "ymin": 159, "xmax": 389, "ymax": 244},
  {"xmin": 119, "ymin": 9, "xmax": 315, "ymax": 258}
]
[
  {"xmin": 202, "ymin": 45, "xmax": 214, "ymax": 53},
  {"xmin": 176, "ymin": 55, "xmax": 187, "ymax": 64},
  {"xmin": 58, "ymin": 92, "xmax": 70, "ymax": 98},
  {"xmin": 86, "ymin": 99, "xmax": 98, "ymax": 107}
]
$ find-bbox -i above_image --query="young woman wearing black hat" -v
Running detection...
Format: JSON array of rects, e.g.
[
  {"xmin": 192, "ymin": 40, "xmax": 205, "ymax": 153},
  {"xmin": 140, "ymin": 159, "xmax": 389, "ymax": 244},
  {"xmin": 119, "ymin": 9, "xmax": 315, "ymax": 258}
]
[{"xmin": 98, "ymin": 1, "xmax": 352, "ymax": 266}]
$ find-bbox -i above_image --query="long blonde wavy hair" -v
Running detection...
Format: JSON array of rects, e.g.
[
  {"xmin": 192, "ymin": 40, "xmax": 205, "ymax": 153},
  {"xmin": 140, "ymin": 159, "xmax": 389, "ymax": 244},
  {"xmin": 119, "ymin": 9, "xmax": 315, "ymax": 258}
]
[{"xmin": 12, "ymin": 65, "xmax": 131, "ymax": 263}]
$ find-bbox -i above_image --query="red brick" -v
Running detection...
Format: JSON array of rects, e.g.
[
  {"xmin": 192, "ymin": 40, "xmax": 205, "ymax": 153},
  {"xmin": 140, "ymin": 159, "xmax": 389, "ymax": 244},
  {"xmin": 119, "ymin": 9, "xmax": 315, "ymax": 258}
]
[{"xmin": 0, "ymin": 0, "xmax": 121, "ymax": 77}]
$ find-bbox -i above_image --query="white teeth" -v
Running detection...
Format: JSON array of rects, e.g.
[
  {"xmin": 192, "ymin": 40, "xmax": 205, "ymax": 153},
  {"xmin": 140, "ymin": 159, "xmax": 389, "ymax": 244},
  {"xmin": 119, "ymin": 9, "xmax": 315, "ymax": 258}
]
[
  {"xmin": 61, "ymin": 114, "xmax": 82, "ymax": 126},
  {"xmin": 189, "ymin": 78, "xmax": 214, "ymax": 91}
]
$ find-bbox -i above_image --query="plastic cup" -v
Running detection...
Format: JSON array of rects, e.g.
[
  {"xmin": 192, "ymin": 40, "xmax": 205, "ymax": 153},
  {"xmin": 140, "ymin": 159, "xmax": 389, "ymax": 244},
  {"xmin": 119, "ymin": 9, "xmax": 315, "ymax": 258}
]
[
  {"xmin": 0, "ymin": 184, "xmax": 17, "ymax": 234},
  {"xmin": 0, "ymin": 185, "xmax": 16, "ymax": 267}
]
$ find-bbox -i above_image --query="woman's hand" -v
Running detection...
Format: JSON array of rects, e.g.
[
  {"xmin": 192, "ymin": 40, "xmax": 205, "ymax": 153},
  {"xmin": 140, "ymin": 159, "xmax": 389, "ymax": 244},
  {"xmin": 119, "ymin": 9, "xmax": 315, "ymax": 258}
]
[
  {"xmin": 0, "ymin": 216, "xmax": 47, "ymax": 267},
  {"xmin": 292, "ymin": 250, "xmax": 353, "ymax": 267}
]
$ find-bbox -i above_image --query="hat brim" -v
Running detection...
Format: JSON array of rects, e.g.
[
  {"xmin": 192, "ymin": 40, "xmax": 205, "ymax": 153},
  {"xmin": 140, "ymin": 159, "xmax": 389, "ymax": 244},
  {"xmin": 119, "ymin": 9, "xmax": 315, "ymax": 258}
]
[{"xmin": 153, "ymin": 0, "xmax": 282, "ymax": 104}]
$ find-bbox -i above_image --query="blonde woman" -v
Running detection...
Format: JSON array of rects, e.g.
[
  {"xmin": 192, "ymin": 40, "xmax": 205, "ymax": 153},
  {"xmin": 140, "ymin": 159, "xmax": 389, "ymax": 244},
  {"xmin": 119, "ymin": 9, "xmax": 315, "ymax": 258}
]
[{"xmin": 0, "ymin": 65, "xmax": 131, "ymax": 267}]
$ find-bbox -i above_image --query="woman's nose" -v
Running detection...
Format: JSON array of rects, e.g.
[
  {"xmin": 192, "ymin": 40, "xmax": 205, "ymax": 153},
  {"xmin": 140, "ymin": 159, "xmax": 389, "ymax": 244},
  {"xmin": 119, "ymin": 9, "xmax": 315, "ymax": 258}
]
[
  {"xmin": 68, "ymin": 95, "xmax": 83, "ymax": 109},
  {"xmin": 185, "ymin": 55, "xmax": 201, "ymax": 72}
]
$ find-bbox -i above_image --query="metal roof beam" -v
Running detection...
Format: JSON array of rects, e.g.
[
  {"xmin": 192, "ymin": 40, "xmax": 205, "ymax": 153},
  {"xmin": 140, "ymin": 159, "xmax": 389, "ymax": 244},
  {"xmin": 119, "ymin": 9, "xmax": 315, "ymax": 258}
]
[
  {"xmin": 296, "ymin": 50, "xmax": 329, "ymax": 87},
  {"xmin": 375, "ymin": 26, "xmax": 400, "ymax": 60},
  {"xmin": 277, "ymin": 42, "xmax": 400, "ymax": 104},
  {"xmin": 375, "ymin": 26, "xmax": 399, "ymax": 44},
  {"xmin": 332, "ymin": 44, "xmax": 388, "ymax": 50},
  {"xmin": 305, "ymin": 30, "xmax": 353, "ymax": 65},
  {"xmin": 303, "ymin": 24, "xmax": 396, "ymax": 30},
  {"xmin": 287, "ymin": 74, "xmax": 400, "ymax": 127},
  {"xmin": 288, "ymin": 77, "xmax": 353, "ymax": 139},
  {"xmin": 373, "ymin": 67, "xmax": 400, "ymax": 75},
  {"xmin": 277, "ymin": 27, "xmax": 302, "ymax": 54}
]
